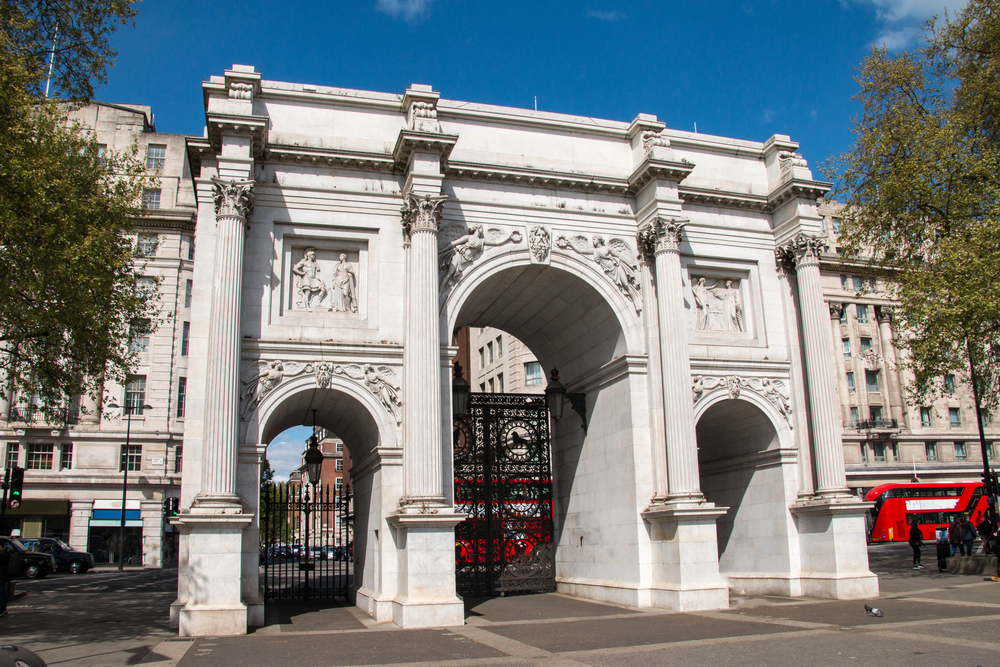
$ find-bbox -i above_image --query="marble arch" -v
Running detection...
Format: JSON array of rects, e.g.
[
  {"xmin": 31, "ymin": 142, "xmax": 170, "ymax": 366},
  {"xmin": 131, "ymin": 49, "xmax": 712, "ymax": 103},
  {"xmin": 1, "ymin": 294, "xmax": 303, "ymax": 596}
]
[{"xmin": 172, "ymin": 65, "xmax": 878, "ymax": 637}]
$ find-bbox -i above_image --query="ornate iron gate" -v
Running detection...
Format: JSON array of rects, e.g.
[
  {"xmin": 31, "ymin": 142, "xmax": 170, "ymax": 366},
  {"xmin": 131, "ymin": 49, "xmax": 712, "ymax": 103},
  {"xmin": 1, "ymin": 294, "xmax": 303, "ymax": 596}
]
[
  {"xmin": 454, "ymin": 393, "xmax": 555, "ymax": 597},
  {"xmin": 260, "ymin": 483, "xmax": 352, "ymax": 601}
]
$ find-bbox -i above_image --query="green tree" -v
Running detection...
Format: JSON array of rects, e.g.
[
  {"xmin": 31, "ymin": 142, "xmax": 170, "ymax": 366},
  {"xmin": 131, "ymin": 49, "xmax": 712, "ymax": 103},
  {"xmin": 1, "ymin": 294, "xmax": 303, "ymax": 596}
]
[
  {"xmin": 0, "ymin": 1, "xmax": 155, "ymax": 419},
  {"xmin": 826, "ymin": 0, "xmax": 1000, "ymax": 417}
]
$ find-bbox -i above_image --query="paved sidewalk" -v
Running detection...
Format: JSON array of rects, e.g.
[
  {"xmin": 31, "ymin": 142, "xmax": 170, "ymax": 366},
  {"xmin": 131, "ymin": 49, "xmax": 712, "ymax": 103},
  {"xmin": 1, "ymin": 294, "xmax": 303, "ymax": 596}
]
[{"xmin": 2, "ymin": 544, "xmax": 999, "ymax": 666}]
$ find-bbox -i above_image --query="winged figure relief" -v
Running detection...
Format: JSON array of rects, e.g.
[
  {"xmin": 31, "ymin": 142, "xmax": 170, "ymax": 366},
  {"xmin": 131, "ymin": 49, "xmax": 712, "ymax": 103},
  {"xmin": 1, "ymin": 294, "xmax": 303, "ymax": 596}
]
[
  {"xmin": 439, "ymin": 224, "xmax": 523, "ymax": 291},
  {"xmin": 239, "ymin": 360, "xmax": 312, "ymax": 420},
  {"xmin": 334, "ymin": 363, "xmax": 403, "ymax": 423},
  {"xmin": 555, "ymin": 234, "xmax": 642, "ymax": 312}
]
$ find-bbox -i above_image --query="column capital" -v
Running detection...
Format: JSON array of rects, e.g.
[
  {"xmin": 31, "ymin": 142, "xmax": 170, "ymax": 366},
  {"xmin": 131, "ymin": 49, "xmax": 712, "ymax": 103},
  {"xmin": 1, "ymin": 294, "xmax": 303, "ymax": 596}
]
[
  {"xmin": 875, "ymin": 305, "xmax": 894, "ymax": 324},
  {"xmin": 211, "ymin": 178, "xmax": 255, "ymax": 221},
  {"xmin": 829, "ymin": 302, "xmax": 844, "ymax": 320},
  {"xmin": 637, "ymin": 217, "xmax": 688, "ymax": 260},
  {"xmin": 400, "ymin": 193, "xmax": 447, "ymax": 246},
  {"xmin": 776, "ymin": 233, "xmax": 825, "ymax": 271}
]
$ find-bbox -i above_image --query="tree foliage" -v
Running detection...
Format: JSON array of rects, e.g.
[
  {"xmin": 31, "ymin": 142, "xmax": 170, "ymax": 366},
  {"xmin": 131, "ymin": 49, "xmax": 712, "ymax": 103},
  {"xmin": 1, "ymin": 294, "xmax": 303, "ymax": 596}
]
[
  {"xmin": 0, "ymin": 1, "xmax": 154, "ymax": 419},
  {"xmin": 826, "ymin": 0, "xmax": 1000, "ymax": 414}
]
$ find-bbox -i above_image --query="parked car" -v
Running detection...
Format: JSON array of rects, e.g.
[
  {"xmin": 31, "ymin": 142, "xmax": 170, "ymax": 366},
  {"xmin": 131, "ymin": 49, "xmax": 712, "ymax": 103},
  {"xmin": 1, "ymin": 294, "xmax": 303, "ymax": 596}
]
[
  {"xmin": 19, "ymin": 537, "xmax": 95, "ymax": 574},
  {"xmin": 0, "ymin": 537, "xmax": 56, "ymax": 579}
]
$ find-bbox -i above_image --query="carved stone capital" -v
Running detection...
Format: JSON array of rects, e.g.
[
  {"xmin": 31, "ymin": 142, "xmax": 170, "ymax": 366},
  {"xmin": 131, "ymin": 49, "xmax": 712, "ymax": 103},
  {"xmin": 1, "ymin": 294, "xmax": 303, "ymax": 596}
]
[
  {"xmin": 829, "ymin": 302, "xmax": 844, "ymax": 320},
  {"xmin": 637, "ymin": 217, "xmax": 687, "ymax": 260},
  {"xmin": 211, "ymin": 178, "xmax": 255, "ymax": 221},
  {"xmin": 776, "ymin": 233, "xmax": 825, "ymax": 271},
  {"xmin": 874, "ymin": 305, "xmax": 894, "ymax": 325},
  {"xmin": 401, "ymin": 193, "xmax": 448, "ymax": 246}
]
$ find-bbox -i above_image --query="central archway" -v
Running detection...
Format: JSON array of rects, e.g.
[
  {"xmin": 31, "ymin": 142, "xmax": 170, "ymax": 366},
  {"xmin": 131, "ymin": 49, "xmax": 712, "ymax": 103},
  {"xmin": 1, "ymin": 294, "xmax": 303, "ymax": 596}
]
[{"xmin": 443, "ymin": 253, "xmax": 653, "ymax": 606}]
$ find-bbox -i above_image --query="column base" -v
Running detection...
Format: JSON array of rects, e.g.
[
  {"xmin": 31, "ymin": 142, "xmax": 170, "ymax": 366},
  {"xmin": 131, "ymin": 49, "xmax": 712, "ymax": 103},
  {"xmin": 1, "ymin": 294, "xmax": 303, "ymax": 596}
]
[
  {"xmin": 791, "ymin": 496, "xmax": 879, "ymax": 600},
  {"xmin": 387, "ymin": 511, "xmax": 466, "ymax": 628},
  {"xmin": 179, "ymin": 604, "xmax": 248, "ymax": 637},
  {"xmin": 642, "ymin": 500, "xmax": 730, "ymax": 612}
]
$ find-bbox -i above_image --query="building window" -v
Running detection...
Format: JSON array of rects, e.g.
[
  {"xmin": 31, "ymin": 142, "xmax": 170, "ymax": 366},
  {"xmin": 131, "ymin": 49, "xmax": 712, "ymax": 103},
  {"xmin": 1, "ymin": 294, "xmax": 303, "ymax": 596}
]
[
  {"xmin": 135, "ymin": 275, "xmax": 157, "ymax": 297},
  {"xmin": 856, "ymin": 304, "xmax": 869, "ymax": 323},
  {"xmin": 860, "ymin": 337, "xmax": 872, "ymax": 353},
  {"xmin": 335, "ymin": 477, "xmax": 343, "ymax": 492},
  {"xmin": 479, "ymin": 383, "xmax": 486, "ymax": 392},
  {"xmin": 184, "ymin": 280, "xmax": 193, "ymax": 309},
  {"xmin": 97, "ymin": 143, "xmax": 107, "ymax": 164},
  {"xmin": 870, "ymin": 406, "xmax": 883, "ymax": 422},
  {"xmin": 846, "ymin": 372, "xmax": 855, "ymax": 393},
  {"xmin": 525, "ymin": 362, "xmax": 542, "ymax": 386},
  {"xmin": 26, "ymin": 443, "xmax": 53, "ymax": 470},
  {"xmin": 925, "ymin": 442, "xmax": 937, "ymax": 462},
  {"xmin": 146, "ymin": 144, "xmax": 166, "ymax": 171},
  {"xmin": 128, "ymin": 320, "xmax": 149, "ymax": 354},
  {"xmin": 840, "ymin": 275, "xmax": 847, "ymax": 289},
  {"xmin": 842, "ymin": 338, "xmax": 851, "ymax": 358},
  {"xmin": 944, "ymin": 374, "xmax": 956, "ymax": 394},
  {"xmin": 860, "ymin": 444, "xmax": 868, "ymax": 463},
  {"xmin": 478, "ymin": 348, "xmax": 485, "ymax": 370},
  {"xmin": 954, "ymin": 442, "xmax": 967, "ymax": 461},
  {"xmin": 5, "ymin": 443, "xmax": 18, "ymax": 470},
  {"xmin": 336, "ymin": 459, "xmax": 343, "ymax": 472},
  {"xmin": 850, "ymin": 406, "xmax": 860, "ymax": 425},
  {"xmin": 865, "ymin": 370, "xmax": 880, "ymax": 392},
  {"xmin": 60, "ymin": 443, "xmax": 73, "ymax": 470},
  {"xmin": 949, "ymin": 407, "xmax": 961, "ymax": 427},
  {"xmin": 488, "ymin": 378, "xmax": 494, "ymax": 392},
  {"xmin": 186, "ymin": 236, "xmax": 195, "ymax": 261},
  {"xmin": 852, "ymin": 276, "xmax": 864, "ymax": 291},
  {"xmin": 832, "ymin": 218, "xmax": 842, "ymax": 234},
  {"xmin": 125, "ymin": 376, "xmax": 146, "ymax": 415},
  {"xmin": 336, "ymin": 442, "xmax": 343, "ymax": 453},
  {"xmin": 497, "ymin": 373, "xmax": 504, "ymax": 393},
  {"xmin": 890, "ymin": 443, "xmax": 898, "ymax": 462},
  {"xmin": 136, "ymin": 233, "xmax": 157, "ymax": 257},
  {"xmin": 174, "ymin": 445, "xmax": 183, "ymax": 474},
  {"xmin": 120, "ymin": 444, "xmax": 142, "ymax": 472},
  {"xmin": 487, "ymin": 342, "xmax": 494, "ymax": 364},
  {"xmin": 921, "ymin": 407, "xmax": 932, "ymax": 427},
  {"xmin": 181, "ymin": 321, "xmax": 190, "ymax": 356},
  {"xmin": 176, "ymin": 377, "xmax": 187, "ymax": 418},
  {"xmin": 142, "ymin": 188, "xmax": 161, "ymax": 210},
  {"xmin": 873, "ymin": 442, "xmax": 886, "ymax": 462},
  {"xmin": 496, "ymin": 336, "xmax": 503, "ymax": 358},
  {"xmin": 840, "ymin": 307, "xmax": 848, "ymax": 324}
]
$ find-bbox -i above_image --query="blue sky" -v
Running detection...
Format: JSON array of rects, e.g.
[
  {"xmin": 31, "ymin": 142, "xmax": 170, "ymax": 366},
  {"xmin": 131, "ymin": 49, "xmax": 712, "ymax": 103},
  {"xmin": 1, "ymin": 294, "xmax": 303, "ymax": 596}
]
[{"xmin": 95, "ymin": 0, "xmax": 964, "ymax": 477}]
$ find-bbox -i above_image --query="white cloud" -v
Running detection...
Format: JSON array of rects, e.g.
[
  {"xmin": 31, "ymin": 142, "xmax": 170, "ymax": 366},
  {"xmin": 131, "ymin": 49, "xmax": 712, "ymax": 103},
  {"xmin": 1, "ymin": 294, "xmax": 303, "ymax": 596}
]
[
  {"xmin": 377, "ymin": 0, "xmax": 435, "ymax": 22},
  {"xmin": 265, "ymin": 426, "xmax": 311, "ymax": 481},
  {"xmin": 586, "ymin": 10, "xmax": 626, "ymax": 21},
  {"xmin": 851, "ymin": 0, "xmax": 969, "ymax": 48}
]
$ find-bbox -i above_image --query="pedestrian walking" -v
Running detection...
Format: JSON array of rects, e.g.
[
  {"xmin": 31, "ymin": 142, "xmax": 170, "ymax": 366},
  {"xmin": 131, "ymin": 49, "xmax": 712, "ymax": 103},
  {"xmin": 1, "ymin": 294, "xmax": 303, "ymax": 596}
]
[
  {"xmin": 0, "ymin": 542, "xmax": 11, "ymax": 618},
  {"xmin": 948, "ymin": 515, "xmax": 965, "ymax": 556},
  {"xmin": 960, "ymin": 514, "xmax": 977, "ymax": 556},
  {"xmin": 908, "ymin": 517, "xmax": 924, "ymax": 569},
  {"xmin": 976, "ymin": 513, "xmax": 994, "ymax": 554}
]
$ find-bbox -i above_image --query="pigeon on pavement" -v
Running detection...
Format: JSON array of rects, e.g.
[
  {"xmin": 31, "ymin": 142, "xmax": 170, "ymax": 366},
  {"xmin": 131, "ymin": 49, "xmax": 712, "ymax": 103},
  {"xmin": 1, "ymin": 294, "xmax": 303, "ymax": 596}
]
[{"xmin": 864, "ymin": 604, "xmax": 884, "ymax": 617}]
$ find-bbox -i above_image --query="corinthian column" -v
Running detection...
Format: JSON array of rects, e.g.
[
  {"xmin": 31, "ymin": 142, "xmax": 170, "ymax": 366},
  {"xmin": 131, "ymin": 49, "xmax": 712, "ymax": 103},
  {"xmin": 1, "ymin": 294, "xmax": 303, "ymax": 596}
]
[
  {"xmin": 400, "ymin": 193, "xmax": 448, "ymax": 505},
  {"xmin": 638, "ymin": 218, "xmax": 702, "ymax": 500},
  {"xmin": 875, "ymin": 306, "xmax": 904, "ymax": 425},
  {"xmin": 194, "ymin": 178, "xmax": 254, "ymax": 510},
  {"xmin": 779, "ymin": 235, "xmax": 848, "ymax": 496}
]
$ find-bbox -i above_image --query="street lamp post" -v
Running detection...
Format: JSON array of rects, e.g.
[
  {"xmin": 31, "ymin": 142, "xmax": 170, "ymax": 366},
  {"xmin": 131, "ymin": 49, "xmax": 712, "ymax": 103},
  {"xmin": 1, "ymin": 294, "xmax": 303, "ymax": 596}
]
[
  {"xmin": 107, "ymin": 400, "xmax": 152, "ymax": 571},
  {"xmin": 301, "ymin": 431, "xmax": 325, "ymax": 600}
]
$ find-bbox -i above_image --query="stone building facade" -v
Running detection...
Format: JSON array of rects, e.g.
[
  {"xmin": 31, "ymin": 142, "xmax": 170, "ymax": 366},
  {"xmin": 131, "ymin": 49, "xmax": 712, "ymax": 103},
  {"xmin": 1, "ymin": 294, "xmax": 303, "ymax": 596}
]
[
  {"xmin": 170, "ymin": 64, "xmax": 878, "ymax": 637},
  {"xmin": 817, "ymin": 201, "xmax": 1000, "ymax": 493},
  {"xmin": 0, "ymin": 102, "xmax": 195, "ymax": 567}
]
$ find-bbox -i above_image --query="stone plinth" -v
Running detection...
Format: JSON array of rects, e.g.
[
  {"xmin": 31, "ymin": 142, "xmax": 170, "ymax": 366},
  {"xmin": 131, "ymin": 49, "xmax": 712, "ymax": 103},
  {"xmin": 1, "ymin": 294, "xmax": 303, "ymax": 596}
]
[
  {"xmin": 791, "ymin": 497, "xmax": 879, "ymax": 599},
  {"xmin": 387, "ymin": 512, "xmax": 465, "ymax": 628}
]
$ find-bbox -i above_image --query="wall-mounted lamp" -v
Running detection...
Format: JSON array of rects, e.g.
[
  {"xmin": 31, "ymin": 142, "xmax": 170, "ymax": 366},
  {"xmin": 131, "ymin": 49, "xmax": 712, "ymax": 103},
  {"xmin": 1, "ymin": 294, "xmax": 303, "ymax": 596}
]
[
  {"xmin": 452, "ymin": 362, "xmax": 470, "ymax": 418},
  {"xmin": 544, "ymin": 368, "xmax": 587, "ymax": 432}
]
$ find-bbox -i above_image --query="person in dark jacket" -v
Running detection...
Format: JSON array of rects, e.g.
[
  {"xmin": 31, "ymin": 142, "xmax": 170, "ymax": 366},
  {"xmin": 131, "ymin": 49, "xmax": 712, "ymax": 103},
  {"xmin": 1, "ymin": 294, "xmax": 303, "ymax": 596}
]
[
  {"xmin": 977, "ymin": 513, "xmax": 995, "ymax": 554},
  {"xmin": 0, "ymin": 543, "xmax": 11, "ymax": 618},
  {"xmin": 908, "ymin": 517, "xmax": 924, "ymax": 569},
  {"xmin": 960, "ymin": 514, "xmax": 978, "ymax": 556},
  {"xmin": 948, "ymin": 516, "xmax": 965, "ymax": 556}
]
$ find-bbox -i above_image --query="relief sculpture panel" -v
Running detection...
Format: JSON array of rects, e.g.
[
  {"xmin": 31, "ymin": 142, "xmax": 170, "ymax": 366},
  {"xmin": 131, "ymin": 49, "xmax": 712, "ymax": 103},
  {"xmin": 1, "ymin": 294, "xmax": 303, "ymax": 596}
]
[
  {"xmin": 691, "ymin": 276, "xmax": 745, "ymax": 333},
  {"xmin": 288, "ymin": 247, "xmax": 359, "ymax": 314}
]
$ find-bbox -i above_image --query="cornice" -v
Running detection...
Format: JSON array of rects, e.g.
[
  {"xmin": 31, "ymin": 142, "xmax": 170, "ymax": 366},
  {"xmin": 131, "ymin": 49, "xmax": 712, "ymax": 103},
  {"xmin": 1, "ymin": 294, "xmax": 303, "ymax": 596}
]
[
  {"xmin": 627, "ymin": 157, "xmax": 695, "ymax": 194},
  {"xmin": 205, "ymin": 111, "xmax": 269, "ymax": 159},
  {"xmin": 679, "ymin": 185, "xmax": 769, "ymax": 211},
  {"xmin": 445, "ymin": 160, "xmax": 629, "ymax": 194},
  {"xmin": 766, "ymin": 178, "xmax": 831, "ymax": 210},
  {"xmin": 392, "ymin": 129, "xmax": 458, "ymax": 169},
  {"xmin": 185, "ymin": 136, "xmax": 213, "ymax": 177},
  {"xmin": 138, "ymin": 208, "xmax": 197, "ymax": 230},
  {"xmin": 264, "ymin": 144, "xmax": 396, "ymax": 172}
]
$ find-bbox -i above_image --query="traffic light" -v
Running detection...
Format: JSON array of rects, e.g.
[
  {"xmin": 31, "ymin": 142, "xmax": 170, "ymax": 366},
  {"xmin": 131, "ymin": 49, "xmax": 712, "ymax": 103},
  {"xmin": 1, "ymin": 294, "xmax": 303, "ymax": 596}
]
[
  {"xmin": 8, "ymin": 467, "xmax": 23, "ymax": 509},
  {"xmin": 164, "ymin": 497, "xmax": 179, "ymax": 516}
]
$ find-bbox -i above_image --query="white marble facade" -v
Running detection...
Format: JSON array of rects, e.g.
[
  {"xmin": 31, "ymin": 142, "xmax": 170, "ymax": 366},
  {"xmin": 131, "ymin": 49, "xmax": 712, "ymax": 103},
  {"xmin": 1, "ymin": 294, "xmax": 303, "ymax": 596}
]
[{"xmin": 174, "ymin": 66, "xmax": 877, "ymax": 636}]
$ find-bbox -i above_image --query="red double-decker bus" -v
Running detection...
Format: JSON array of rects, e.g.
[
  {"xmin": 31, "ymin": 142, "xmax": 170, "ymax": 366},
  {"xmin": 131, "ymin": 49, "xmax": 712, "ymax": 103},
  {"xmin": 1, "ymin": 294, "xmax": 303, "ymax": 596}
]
[{"xmin": 865, "ymin": 481, "xmax": 988, "ymax": 542}]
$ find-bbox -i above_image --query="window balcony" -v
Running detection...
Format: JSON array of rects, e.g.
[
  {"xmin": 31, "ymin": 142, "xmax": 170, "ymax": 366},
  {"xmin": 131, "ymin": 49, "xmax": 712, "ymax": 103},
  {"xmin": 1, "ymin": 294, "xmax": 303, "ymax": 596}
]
[
  {"xmin": 8, "ymin": 405, "xmax": 80, "ymax": 426},
  {"xmin": 849, "ymin": 418, "xmax": 899, "ymax": 431}
]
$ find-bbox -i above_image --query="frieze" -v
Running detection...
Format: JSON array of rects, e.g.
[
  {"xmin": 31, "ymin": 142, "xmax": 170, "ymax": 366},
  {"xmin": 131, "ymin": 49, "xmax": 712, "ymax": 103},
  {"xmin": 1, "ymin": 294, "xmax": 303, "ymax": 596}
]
[
  {"xmin": 691, "ymin": 374, "xmax": 793, "ymax": 427},
  {"xmin": 438, "ymin": 224, "xmax": 523, "ymax": 291},
  {"xmin": 239, "ymin": 360, "xmax": 402, "ymax": 424},
  {"xmin": 555, "ymin": 234, "xmax": 642, "ymax": 313}
]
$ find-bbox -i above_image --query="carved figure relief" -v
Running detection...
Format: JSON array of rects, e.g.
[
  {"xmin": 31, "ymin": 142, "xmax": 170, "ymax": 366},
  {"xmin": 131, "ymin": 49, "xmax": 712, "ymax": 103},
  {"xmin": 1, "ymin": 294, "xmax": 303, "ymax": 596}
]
[
  {"xmin": 692, "ymin": 374, "xmax": 793, "ymax": 427},
  {"xmin": 439, "ymin": 225, "xmax": 523, "ymax": 292},
  {"xmin": 288, "ymin": 248, "xmax": 360, "ymax": 313},
  {"xmin": 527, "ymin": 225, "xmax": 551, "ymax": 264},
  {"xmin": 239, "ymin": 360, "xmax": 403, "ymax": 424},
  {"xmin": 691, "ymin": 276, "xmax": 745, "ymax": 332},
  {"xmin": 555, "ymin": 234, "xmax": 642, "ymax": 312}
]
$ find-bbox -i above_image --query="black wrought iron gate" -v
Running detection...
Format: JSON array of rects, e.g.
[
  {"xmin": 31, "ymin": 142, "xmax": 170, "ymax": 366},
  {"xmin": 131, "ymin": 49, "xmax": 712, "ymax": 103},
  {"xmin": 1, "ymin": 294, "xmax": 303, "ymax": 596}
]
[
  {"xmin": 260, "ymin": 483, "xmax": 352, "ymax": 601},
  {"xmin": 454, "ymin": 393, "xmax": 555, "ymax": 597}
]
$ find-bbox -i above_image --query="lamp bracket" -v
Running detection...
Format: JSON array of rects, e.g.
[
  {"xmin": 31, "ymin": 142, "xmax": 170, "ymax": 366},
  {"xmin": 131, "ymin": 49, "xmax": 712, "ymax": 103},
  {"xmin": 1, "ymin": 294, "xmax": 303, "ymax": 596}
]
[{"xmin": 567, "ymin": 393, "xmax": 587, "ymax": 433}]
